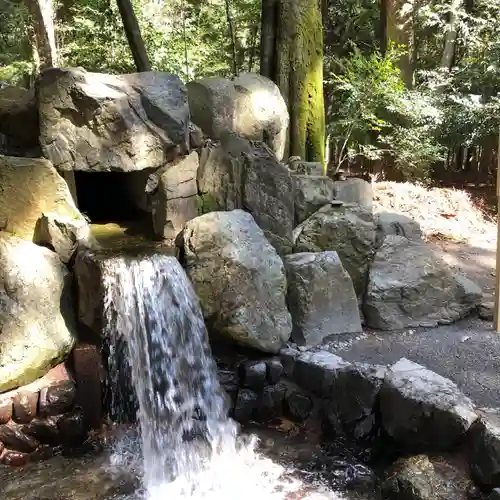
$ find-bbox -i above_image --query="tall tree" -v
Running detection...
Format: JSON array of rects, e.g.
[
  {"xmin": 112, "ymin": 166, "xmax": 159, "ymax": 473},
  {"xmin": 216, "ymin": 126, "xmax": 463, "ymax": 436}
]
[
  {"xmin": 116, "ymin": 0, "xmax": 151, "ymax": 72},
  {"xmin": 260, "ymin": 0, "xmax": 326, "ymax": 165},
  {"xmin": 24, "ymin": 0, "xmax": 57, "ymax": 70}
]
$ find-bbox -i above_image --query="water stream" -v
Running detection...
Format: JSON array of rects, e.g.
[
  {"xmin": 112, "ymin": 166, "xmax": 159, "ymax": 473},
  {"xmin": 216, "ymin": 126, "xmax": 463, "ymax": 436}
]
[{"xmin": 0, "ymin": 252, "xmax": 377, "ymax": 500}]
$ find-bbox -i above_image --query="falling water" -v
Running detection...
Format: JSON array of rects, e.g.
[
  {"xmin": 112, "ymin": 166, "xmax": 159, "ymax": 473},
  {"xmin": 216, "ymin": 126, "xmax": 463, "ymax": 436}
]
[{"xmin": 101, "ymin": 252, "xmax": 345, "ymax": 500}]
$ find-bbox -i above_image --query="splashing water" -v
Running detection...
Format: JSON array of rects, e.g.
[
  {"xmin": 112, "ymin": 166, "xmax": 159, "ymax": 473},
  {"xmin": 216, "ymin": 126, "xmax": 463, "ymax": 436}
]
[{"xmin": 101, "ymin": 253, "xmax": 345, "ymax": 500}]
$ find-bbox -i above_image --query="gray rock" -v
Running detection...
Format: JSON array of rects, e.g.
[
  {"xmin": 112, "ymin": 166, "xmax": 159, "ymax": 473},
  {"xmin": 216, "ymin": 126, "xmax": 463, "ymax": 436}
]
[
  {"xmin": 187, "ymin": 73, "xmax": 289, "ymax": 160},
  {"xmin": 38, "ymin": 68, "xmax": 189, "ymax": 172},
  {"xmin": 242, "ymin": 141, "xmax": 294, "ymax": 255},
  {"xmin": 279, "ymin": 346, "xmax": 300, "ymax": 377},
  {"xmin": 364, "ymin": 236, "xmax": 482, "ymax": 330},
  {"xmin": 239, "ymin": 361, "xmax": 267, "ymax": 390},
  {"xmin": 468, "ymin": 411, "xmax": 500, "ymax": 488},
  {"xmin": 285, "ymin": 391, "xmax": 313, "ymax": 421},
  {"xmin": 0, "ymin": 233, "xmax": 76, "ymax": 393},
  {"xmin": 0, "ymin": 155, "xmax": 84, "ymax": 241},
  {"xmin": 490, "ymin": 489, "xmax": 500, "ymax": 500},
  {"xmin": 333, "ymin": 178, "xmax": 373, "ymax": 210},
  {"xmin": 294, "ymin": 204, "xmax": 376, "ymax": 298},
  {"xmin": 289, "ymin": 159, "xmax": 324, "ymax": 176},
  {"xmin": 293, "ymin": 175, "xmax": 335, "ymax": 225},
  {"xmin": 256, "ymin": 383, "xmax": 287, "ymax": 421},
  {"xmin": 189, "ymin": 122, "xmax": 204, "ymax": 149},
  {"xmin": 266, "ymin": 358, "xmax": 284, "ymax": 384},
  {"xmin": 479, "ymin": 300, "xmax": 494, "ymax": 321},
  {"xmin": 380, "ymin": 358, "xmax": 477, "ymax": 451},
  {"xmin": 375, "ymin": 211, "xmax": 422, "ymax": 246},
  {"xmin": 234, "ymin": 388, "xmax": 259, "ymax": 422},
  {"xmin": 284, "ymin": 252, "xmax": 362, "ymax": 346},
  {"xmin": 33, "ymin": 212, "xmax": 96, "ymax": 264},
  {"xmin": 382, "ymin": 454, "xmax": 473, "ymax": 500},
  {"xmin": 182, "ymin": 210, "xmax": 292, "ymax": 353},
  {"xmin": 148, "ymin": 152, "xmax": 200, "ymax": 241}
]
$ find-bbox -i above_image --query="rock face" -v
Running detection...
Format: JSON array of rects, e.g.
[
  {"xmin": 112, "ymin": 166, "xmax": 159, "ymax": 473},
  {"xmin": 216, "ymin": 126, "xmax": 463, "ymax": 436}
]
[
  {"xmin": 147, "ymin": 152, "xmax": 200, "ymax": 241},
  {"xmin": 197, "ymin": 137, "xmax": 294, "ymax": 255},
  {"xmin": 468, "ymin": 411, "xmax": 500, "ymax": 488},
  {"xmin": 182, "ymin": 210, "xmax": 292, "ymax": 353},
  {"xmin": 0, "ymin": 86, "xmax": 39, "ymax": 152},
  {"xmin": 382, "ymin": 454, "xmax": 473, "ymax": 500},
  {"xmin": 333, "ymin": 178, "xmax": 373, "ymax": 210},
  {"xmin": 293, "ymin": 175, "xmax": 335, "ymax": 225},
  {"xmin": 0, "ymin": 155, "xmax": 83, "ymax": 241},
  {"xmin": 0, "ymin": 234, "xmax": 76, "ymax": 393},
  {"xmin": 364, "ymin": 235, "xmax": 482, "ymax": 330},
  {"xmin": 380, "ymin": 358, "xmax": 477, "ymax": 451},
  {"xmin": 374, "ymin": 212, "xmax": 422, "ymax": 246},
  {"xmin": 294, "ymin": 204, "xmax": 376, "ymax": 297},
  {"xmin": 33, "ymin": 212, "xmax": 96, "ymax": 264},
  {"xmin": 187, "ymin": 72, "xmax": 289, "ymax": 160},
  {"xmin": 38, "ymin": 68, "xmax": 189, "ymax": 172},
  {"xmin": 284, "ymin": 252, "xmax": 362, "ymax": 346}
]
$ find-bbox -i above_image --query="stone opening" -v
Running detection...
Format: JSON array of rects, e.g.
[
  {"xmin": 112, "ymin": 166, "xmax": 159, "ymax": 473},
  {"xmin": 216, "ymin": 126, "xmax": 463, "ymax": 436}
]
[{"xmin": 74, "ymin": 171, "xmax": 151, "ymax": 224}]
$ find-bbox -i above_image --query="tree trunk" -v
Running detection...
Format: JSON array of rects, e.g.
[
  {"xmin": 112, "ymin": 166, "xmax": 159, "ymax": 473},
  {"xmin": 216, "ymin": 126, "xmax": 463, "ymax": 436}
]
[
  {"xmin": 116, "ymin": 0, "xmax": 151, "ymax": 72},
  {"xmin": 440, "ymin": 0, "xmax": 461, "ymax": 70},
  {"xmin": 260, "ymin": 0, "xmax": 278, "ymax": 79},
  {"xmin": 385, "ymin": 0, "xmax": 415, "ymax": 87},
  {"xmin": 275, "ymin": 0, "xmax": 325, "ymax": 164},
  {"xmin": 24, "ymin": 0, "xmax": 57, "ymax": 71}
]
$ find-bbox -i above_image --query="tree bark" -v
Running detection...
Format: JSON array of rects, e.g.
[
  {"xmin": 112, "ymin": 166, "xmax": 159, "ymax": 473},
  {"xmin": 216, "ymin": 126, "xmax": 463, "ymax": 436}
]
[
  {"xmin": 224, "ymin": 0, "xmax": 239, "ymax": 77},
  {"xmin": 440, "ymin": 0, "xmax": 461, "ymax": 70},
  {"xmin": 116, "ymin": 0, "xmax": 151, "ymax": 72},
  {"xmin": 260, "ymin": 0, "xmax": 278, "ymax": 79},
  {"xmin": 24, "ymin": 0, "xmax": 57, "ymax": 71},
  {"xmin": 275, "ymin": 0, "xmax": 326, "ymax": 164}
]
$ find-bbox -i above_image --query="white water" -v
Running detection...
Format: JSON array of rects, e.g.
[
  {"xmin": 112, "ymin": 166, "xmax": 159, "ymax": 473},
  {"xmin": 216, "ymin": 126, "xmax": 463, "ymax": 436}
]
[{"xmin": 101, "ymin": 253, "xmax": 345, "ymax": 500}]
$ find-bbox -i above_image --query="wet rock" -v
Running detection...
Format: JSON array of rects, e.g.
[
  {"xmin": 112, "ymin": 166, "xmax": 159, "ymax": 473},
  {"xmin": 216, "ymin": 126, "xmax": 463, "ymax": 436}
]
[
  {"xmin": 375, "ymin": 212, "xmax": 422, "ymax": 246},
  {"xmin": 279, "ymin": 346, "xmax": 300, "ymax": 377},
  {"xmin": 57, "ymin": 409, "xmax": 87, "ymax": 445},
  {"xmin": 147, "ymin": 151, "xmax": 200, "ymax": 242},
  {"xmin": 217, "ymin": 369, "xmax": 239, "ymax": 402},
  {"xmin": 1, "ymin": 449, "xmax": 28, "ymax": 466},
  {"xmin": 364, "ymin": 235, "xmax": 482, "ymax": 330},
  {"xmin": 23, "ymin": 417, "xmax": 61, "ymax": 444},
  {"xmin": 380, "ymin": 358, "xmax": 477, "ymax": 451},
  {"xmin": 468, "ymin": 411, "xmax": 500, "ymax": 488},
  {"xmin": 0, "ymin": 423, "xmax": 39, "ymax": 452},
  {"xmin": 490, "ymin": 488, "xmax": 500, "ymax": 500},
  {"xmin": 12, "ymin": 391, "xmax": 39, "ymax": 424},
  {"xmin": 256, "ymin": 383, "xmax": 287, "ymax": 421},
  {"xmin": 326, "ymin": 362, "xmax": 386, "ymax": 431},
  {"xmin": 293, "ymin": 350, "xmax": 352, "ymax": 396},
  {"xmin": 266, "ymin": 358, "xmax": 284, "ymax": 384},
  {"xmin": 0, "ymin": 396, "xmax": 12, "ymax": 424},
  {"xmin": 479, "ymin": 300, "xmax": 494, "ymax": 321},
  {"xmin": 234, "ymin": 389, "xmax": 259, "ymax": 422},
  {"xmin": 183, "ymin": 210, "xmax": 292, "ymax": 353},
  {"xmin": 284, "ymin": 252, "xmax": 362, "ymax": 346},
  {"xmin": 294, "ymin": 204, "xmax": 376, "ymax": 298},
  {"xmin": 0, "ymin": 233, "xmax": 76, "ymax": 393},
  {"xmin": 38, "ymin": 381, "xmax": 76, "ymax": 417},
  {"xmin": 382, "ymin": 454, "xmax": 473, "ymax": 500},
  {"xmin": 187, "ymin": 73, "xmax": 289, "ymax": 160},
  {"xmin": 239, "ymin": 361, "xmax": 267, "ymax": 390},
  {"xmin": 33, "ymin": 212, "xmax": 96, "ymax": 264},
  {"xmin": 30, "ymin": 444, "xmax": 55, "ymax": 462},
  {"xmin": 293, "ymin": 175, "xmax": 335, "ymax": 225},
  {"xmin": 39, "ymin": 68, "xmax": 189, "ymax": 172},
  {"xmin": 333, "ymin": 178, "xmax": 373, "ymax": 210},
  {"xmin": 285, "ymin": 391, "xmax": 313, "ymax": 422},
  {"xmin": 0, "ymin": 155, "xmax": 84, "ymax": 241}
]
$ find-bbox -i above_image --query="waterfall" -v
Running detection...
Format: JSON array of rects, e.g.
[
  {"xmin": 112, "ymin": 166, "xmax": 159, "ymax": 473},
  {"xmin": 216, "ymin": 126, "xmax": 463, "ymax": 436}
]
[{"xmin": 101, "ymin": 253, "xmax": 341, "ymax": 500}]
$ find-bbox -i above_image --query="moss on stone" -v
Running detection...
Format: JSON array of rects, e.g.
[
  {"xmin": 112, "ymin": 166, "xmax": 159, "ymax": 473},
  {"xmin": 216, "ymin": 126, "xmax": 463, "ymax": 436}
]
[{"xmin": 198, "ymin": 193, "xmax": 220, "ymax": 214}]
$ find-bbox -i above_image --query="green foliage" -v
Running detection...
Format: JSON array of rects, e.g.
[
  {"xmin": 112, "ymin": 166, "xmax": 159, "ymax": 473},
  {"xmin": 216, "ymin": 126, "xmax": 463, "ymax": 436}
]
[{"xmin": 327, "ymin": 45, "xmax": 443, "ymax": 180}]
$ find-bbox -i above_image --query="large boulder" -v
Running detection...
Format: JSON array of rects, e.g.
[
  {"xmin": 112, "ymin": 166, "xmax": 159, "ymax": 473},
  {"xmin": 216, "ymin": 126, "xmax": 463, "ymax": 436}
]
[
  {"xmin": 147, "ymin": 151, "xmax": 200, "ymax": 242},
  {"xmin": 182, "ymin": 210, "xmax": 292, "ymax": 353},
  {"xmin": 380, "ymin": 358, "xmax": 477, "ymax": 451},
  {"xmin": 38, "ymin": 68, "xmax": 189, "ymax": 172},
  {"xmin": 333, "ymin": 178, "xmax": 373, "ymax": 210},
  {"xmin": 187, "ymin": 73, "xmax": 289, "ymax": 160},
  {"xmin": 197, "ymin": 137, "xmax": 294, "ymax": 255},
  {"xmin": 374, "ymin": 211, "xmax": 422, "ymax": 246},
  {"xmin": 284, "ymin": 252, "xmax": 362, "ymax": 346},
  {"xmin": 0, "ymin": 155, "xmax": 84, "ymax": 241},
  {"xmin": 0, "ymin": 233, "xmax": 76, "ymax": 393},
  {"xmin": 293, "ymin": 204, "xmax": 376, "ymax": 297},
  {"xmin": 292, "ymin": 175, "xmax": 335, "ymax": 225},
  {"xmin": 364, "ymin": 235, "xmax": 482, "ymax": 330}
]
